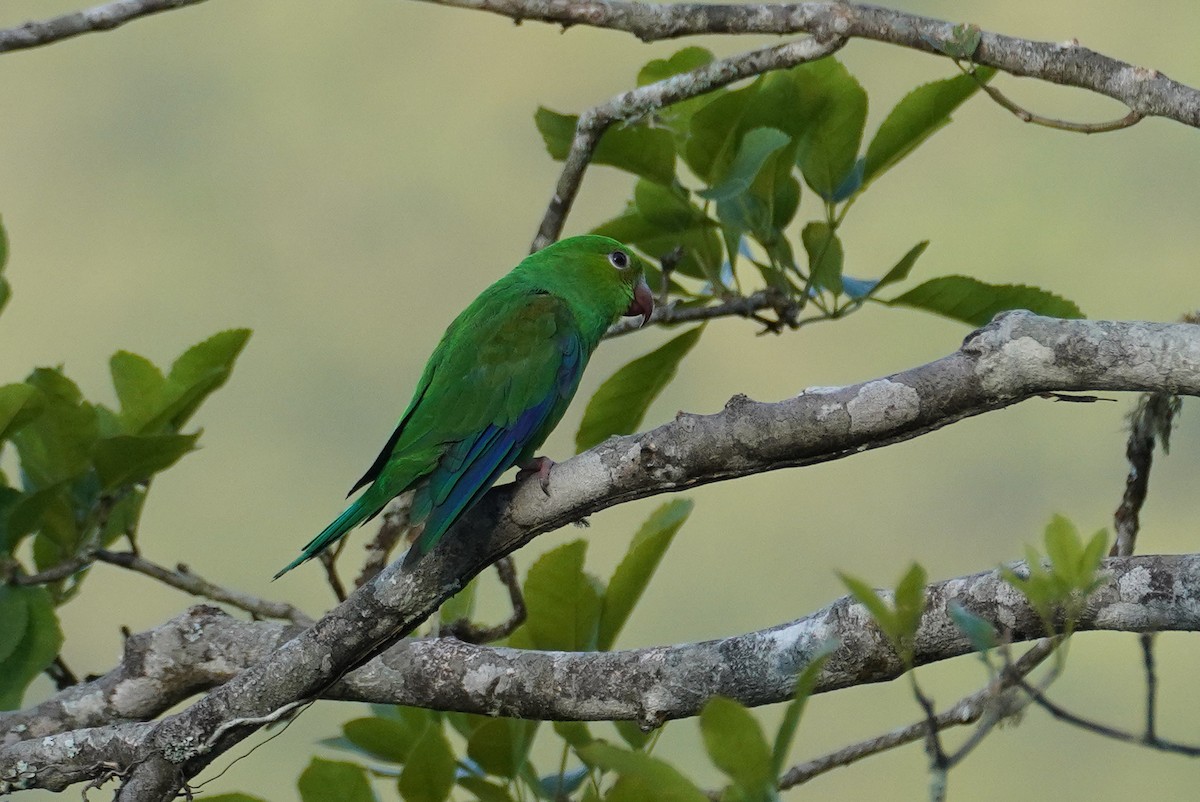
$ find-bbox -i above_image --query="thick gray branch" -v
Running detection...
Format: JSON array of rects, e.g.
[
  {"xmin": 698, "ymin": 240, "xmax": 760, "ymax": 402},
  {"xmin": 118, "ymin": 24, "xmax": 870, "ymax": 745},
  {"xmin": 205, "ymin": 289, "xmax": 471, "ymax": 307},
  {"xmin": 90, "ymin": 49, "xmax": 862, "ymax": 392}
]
[
  {"xmin": 83, "ymin": 313, "xmax": 1200, "ymax": 799},
  {"xmin": 6, "ymin": 552, "xmax": 1200, "ymax": 793},
  {"xmin": 0, "ymin": 607, "xmax": 300, "ymax": 747},
  {"xmin": 2, "ymin": 312, "xmax": 1199, "ymax": 797},
  {"xmin": 0, "ymin": 0, "xmax": 209, "ymax": 54},
  {"xmin": 420, "ymin": 0, "xmax": 1200, "ymax": 129}
]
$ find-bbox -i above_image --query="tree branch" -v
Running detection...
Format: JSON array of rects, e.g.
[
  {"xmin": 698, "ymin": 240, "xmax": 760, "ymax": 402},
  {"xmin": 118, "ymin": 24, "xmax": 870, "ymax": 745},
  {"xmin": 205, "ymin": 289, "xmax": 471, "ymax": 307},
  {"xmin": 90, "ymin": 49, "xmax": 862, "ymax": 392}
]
[
  {"xmin": 2, "ymin": 313, "xmax": 1198, "ymax": 797},
  {"xmin": 418, "ymin": 0, "xmax": 1200, "ymax": 130},
  {"xmin": 530, "ymin": 34, "xmax": 845, "ymax": 249},
  {"xmin": 0, "ymin": 0, "xmax": 209, "ymax": 54},
  {"xmin": 7, "ymin": 552, "xmax": 1200, "ymax": 794},
  {"xmin": 75, "ymin": 313, "xmax": 1200, "ymax": 798},
  {"xmin": 94, "ymin": 551, "xmax": 313, "ymax": 626}
]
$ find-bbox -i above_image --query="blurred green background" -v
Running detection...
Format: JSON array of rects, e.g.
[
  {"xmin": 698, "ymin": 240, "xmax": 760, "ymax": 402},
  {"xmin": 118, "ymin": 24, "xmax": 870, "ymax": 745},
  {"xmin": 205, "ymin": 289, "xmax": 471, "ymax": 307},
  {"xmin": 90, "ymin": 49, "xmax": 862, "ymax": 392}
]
[{"xmin": 3, "ymin": 0, "xmax": 1199, "ymax": 798}]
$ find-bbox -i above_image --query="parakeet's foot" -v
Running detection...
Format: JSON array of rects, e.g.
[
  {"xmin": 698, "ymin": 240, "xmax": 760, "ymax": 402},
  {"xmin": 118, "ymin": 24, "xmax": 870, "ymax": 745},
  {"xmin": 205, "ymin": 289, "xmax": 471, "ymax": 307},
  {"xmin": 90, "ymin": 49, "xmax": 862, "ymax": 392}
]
[{"xmin": 517, "ymin": 456, "xmax": 555, "ymax": 496}]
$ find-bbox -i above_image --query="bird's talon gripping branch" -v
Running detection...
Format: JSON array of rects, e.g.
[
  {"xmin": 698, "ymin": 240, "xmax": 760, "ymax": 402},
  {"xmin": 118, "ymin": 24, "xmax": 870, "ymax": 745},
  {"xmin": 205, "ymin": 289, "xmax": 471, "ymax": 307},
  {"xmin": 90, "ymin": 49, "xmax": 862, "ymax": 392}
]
[{"xmin": 517, "ymin": 456, "xmax": 555, "ymax": 496}]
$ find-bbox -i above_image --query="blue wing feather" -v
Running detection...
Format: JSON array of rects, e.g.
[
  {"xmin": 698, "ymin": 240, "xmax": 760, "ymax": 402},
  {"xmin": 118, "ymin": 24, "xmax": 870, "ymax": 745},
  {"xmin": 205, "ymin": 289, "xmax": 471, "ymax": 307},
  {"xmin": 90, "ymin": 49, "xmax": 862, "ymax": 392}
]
[{"xmin": 407, "ymin": 326, "xmax": 586, "ymax": 560}]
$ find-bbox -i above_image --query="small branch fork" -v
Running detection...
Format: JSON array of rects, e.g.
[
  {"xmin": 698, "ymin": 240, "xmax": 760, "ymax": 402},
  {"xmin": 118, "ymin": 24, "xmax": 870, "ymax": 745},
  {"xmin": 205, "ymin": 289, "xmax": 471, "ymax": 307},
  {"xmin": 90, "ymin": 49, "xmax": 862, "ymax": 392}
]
[
  {"xmin": 416, "ymin": 0, "xmax": 1200, "ymax": 132},
  {"xmin": 440, "ymin": 557, "xmax": 527, "ymax": 643}
]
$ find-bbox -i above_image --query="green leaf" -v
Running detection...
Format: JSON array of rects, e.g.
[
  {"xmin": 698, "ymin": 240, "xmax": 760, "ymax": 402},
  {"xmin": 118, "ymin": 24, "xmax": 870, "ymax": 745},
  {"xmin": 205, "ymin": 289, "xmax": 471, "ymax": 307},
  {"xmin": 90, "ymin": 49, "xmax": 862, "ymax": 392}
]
[
  {"xmin": 637, "ymin": 47, "xmax": 719, "ymax": 148},
  {"xmin": 888, "ymin": 275, "xmax": 1084, "ymax": 327},
  {"xmin": 398, "ymin": 725, "xmax": 456, "ymax": 802},
  {"xmin": 578, "ymin": 742, "xmax": 707, "ymax": 802},
  {"xmin": 638, "ymin": 47, "xmax": 714, "ymax": 87},
  {"xmin": 11, "ymin": 369, "xmax": 98, "ymax": 490},
  {"xmin": 868, "ymin": 241, "xmax": 929, "ymax": 298},
  {"xmin": 935, "ymin": 23, "xmax": 983, "ymax": 59},
  {"xmin": 537, "ymin": 767, "xmax": 590, "ymax": 800},
  {"xmin": 98, "ymin": 488, "xmax": 146, "ymax": 548},
  {"xmin": 0, "ymin": 585, "xmax": 30, "ymax": 664},
  {"xmin": 457, "ymin": 777, "xmax": 516, "ymax": 802},
  {"xmin": 598, "ymin": 499, "xmax": 693, "ymax": 650},
  {"xmin": 535, "ymin": 108, "xmax": 675, "ymax": 185},
  {"xmin": 0, "ymin": 486, "xmax": 22, "ymax": 555},
  {"xmin": 0, "ymin": 384, "xmax": 41, "ymax": 442},
  {"xmin": 893, "ymin": 563, "xmax": 928, "ymax": 659},
  {"xmin": 772, "ymin": 640, "xmax": 837, "ymax": 774},
  {"xmin": 523, "ymin": 540, "xmax": 602, "ymax": 651},
  {"xmin": 6, "ymin": 485, "xmax": 71, "ymax": 557},
  {"xmin": 141, "ymin": 329, "xmax": 251, "ymax": 433},
  {"xmin": 0, "ymin": 586, "xmax": 64, "ymax": 710},
  {"xmin": 110, "ymin": 351, "xmax": 167, "ymax": 434},
  {"xmin": 863, "ymin": 68, "xmax": 995, "ymax": 188},
  {"xmin": 342, "ymin": 716, "xmax": 419, "ymax": 764},
  {"xmin": 947, "ymin": 601, "xmax": 998, "ymax": 655},
  {"xmin": 575, "ymin": 326, "xmax": 703, "ymax": 452},
  {"xmin": 701, "ymin": 128, "xmax": 790, "ymax": 202},
  {"xmin": 466, "ymin": 717, "xmax": 537, "ymax": 779},
  {"xmin": 92, "ymin": 433, "xmax": 198, "ymax": 490},
  {"xmin": 792, "ymin": 59, "xmax": 868, "ymax": 200},
  {"xmin": 838, "ymin": 572, "xmax": 897, "ymax": 643},
  {"xmin": 1081, "ymin": 529, "xmax": 1109, "ymax": 582},
  {"xmin": 801, "ymin": 222, "xmax": 844, "ymax": 294},
  {"xmin": 299, "ymin": 758, "xmax": 376, "ymax": 802},
  {"xmin": 614, "ymin": 720, "xmax": 653, "ymax": 750},
  {"xmin": 552, "ymin": 720, "xmax": 594, "ymax": 750},
  {"xmin": 1043, "ymin": 514, "xmax": 1082, "ymax": 580},
  {"xmin": 707, "ymin": 129, "xmax": 798, "ymax": 249},
  {"xmin": 700, "ymin": 697, "xmax": 774, "ymax": 798},
  {"xmin": 200, "ymin": 795, "xmax": 270, "ymax": 802},
  {"xmin": 684, "ymin": 81, "xmax": 761, "ymax": 183}
]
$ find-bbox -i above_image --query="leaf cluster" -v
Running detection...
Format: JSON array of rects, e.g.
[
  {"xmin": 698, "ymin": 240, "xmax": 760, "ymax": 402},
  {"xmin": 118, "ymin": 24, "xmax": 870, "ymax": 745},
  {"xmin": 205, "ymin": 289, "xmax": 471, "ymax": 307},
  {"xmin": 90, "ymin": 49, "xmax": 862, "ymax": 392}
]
[
  {"xmin": 0, "ymin": 219, "xmax": 252, "ymax": 709},
  {"xmin": 1002, "ymin": 514, "xmax": 1108, "ymax": 634},
  {"xmin": 537, "ymin": 50, "xmax": 1083, "ymax": 334}
]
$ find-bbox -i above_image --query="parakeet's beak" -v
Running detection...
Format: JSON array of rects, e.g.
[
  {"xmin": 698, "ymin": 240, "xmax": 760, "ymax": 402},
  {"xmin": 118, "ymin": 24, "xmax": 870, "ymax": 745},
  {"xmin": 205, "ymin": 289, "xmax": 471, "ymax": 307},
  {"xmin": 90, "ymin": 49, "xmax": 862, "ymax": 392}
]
[{"xmin": 625, "ymin": 278, "xmax": 654, "ymax": 327}]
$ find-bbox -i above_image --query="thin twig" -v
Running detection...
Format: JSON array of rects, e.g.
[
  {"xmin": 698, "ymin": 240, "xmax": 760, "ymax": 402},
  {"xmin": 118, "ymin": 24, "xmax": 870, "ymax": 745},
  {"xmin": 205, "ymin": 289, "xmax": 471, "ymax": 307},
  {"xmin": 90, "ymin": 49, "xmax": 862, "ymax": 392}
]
[
  {"xmin": 43, "ymin": 656, "xmax": 79, "ymax": 691},
  {"xmin": 1112, "ymin": 392, "xmax": 1179, "ymax": 556},
  {"xmin": 441, "ymin": 557, "xmax": 527, "ymax": 644},
  {"xmin": 531, "ymin": 34, "xmax": 845, "ymax": 250},
  {"xmin": 779, "ymin": 640, "xmax": 1054, "ymax": 788},
  {"xmin": 605, "ymin": 290, "xmax": 793, "ymax": 338},
  {"xmin": 1140, "ymin": 632, "xmax": 1158, "ymax": 742},
  {"xmin": 8, "ymin": 556, "xmax": 91, "ymax": 586},
  {"xmin": 0, "ymin": 0, "xmax": 209, "ymax": 54},
  {"xmin": 1011, "ymin": 672, "xmax": 1200, "ymax": 757},
  {"xmin": 93, "ymin": 551, "xmax": 313, "ymax": 626},
  {"xmin": 910, "ymin": 676, "xmax": 949, "ymax": 784},
  {"xmin": 356, "ymin": 498, "xmax": 413, "ymax": 588},
  {"xmin": 318, "ymin": 546, "xmax": 348, "ymax": 604},
  {"xmin": 981, "ymin": 83, "xmax": 1142, "ymax": 133}
]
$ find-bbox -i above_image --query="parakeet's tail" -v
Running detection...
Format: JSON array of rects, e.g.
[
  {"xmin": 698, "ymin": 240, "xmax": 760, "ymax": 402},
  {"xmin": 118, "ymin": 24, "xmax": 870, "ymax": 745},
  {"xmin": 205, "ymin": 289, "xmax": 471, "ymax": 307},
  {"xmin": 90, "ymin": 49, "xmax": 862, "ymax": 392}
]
[{"xmin": 273, "ymin": 493, "xmax": 380, "ymax": 580}]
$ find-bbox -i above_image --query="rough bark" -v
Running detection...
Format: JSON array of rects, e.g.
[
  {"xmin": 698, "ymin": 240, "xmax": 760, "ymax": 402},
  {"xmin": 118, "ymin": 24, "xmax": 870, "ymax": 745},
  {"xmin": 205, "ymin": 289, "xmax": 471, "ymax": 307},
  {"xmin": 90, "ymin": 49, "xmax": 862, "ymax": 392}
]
[{"xmin": 1, "ymin": 312, "xmax": 1198, "ymax": 796}]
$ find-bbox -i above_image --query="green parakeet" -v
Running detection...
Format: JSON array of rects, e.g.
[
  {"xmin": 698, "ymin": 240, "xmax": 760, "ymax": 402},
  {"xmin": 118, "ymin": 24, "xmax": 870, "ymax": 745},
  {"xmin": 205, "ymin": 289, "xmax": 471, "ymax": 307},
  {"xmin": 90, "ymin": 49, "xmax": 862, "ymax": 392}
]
[{"xmin": 275, "ymin": 235, "xmax": 653, "ymax": 578}]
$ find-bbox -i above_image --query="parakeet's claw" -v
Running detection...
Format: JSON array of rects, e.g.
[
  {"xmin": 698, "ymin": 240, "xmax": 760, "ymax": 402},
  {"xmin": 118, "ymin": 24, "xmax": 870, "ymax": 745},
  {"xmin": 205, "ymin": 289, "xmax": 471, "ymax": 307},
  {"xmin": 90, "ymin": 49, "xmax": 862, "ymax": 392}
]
[{"xmin": 517, "ymin": 456, "xmax": 555, "ymax": 496}]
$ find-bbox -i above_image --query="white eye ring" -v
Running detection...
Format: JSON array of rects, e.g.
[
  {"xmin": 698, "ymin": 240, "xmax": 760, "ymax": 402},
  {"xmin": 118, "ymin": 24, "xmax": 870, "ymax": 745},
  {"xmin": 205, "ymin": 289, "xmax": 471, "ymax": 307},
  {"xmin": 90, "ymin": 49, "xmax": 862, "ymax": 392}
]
[{"xmin": 608, "ymin": 250, "xmax": 630, "ymax": 269}]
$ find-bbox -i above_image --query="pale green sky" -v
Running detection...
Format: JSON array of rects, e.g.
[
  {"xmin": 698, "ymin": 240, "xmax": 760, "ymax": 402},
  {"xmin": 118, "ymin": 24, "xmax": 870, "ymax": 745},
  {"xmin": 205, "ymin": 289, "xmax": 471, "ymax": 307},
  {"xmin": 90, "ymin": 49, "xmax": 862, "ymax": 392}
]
[{"xmin": 3, "ymin": 1, "xmax": 1199, "ymax": 799}]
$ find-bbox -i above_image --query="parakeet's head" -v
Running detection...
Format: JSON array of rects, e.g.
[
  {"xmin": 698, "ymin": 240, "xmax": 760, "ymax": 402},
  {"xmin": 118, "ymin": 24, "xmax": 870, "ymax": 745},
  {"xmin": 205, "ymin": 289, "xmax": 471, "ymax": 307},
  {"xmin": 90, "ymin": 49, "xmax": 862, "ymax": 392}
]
[{"xmin": 525, "ymin": 235, "xmax": 654, "ymax": 329}]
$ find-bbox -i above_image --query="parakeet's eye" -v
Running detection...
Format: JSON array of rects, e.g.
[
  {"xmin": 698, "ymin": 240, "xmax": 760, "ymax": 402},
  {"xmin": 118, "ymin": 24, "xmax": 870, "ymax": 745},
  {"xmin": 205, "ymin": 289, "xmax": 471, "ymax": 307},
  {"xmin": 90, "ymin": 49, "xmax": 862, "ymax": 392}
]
[{"xmin": 608, "ymin": 250, "xmax": 630, "ymax": 269}]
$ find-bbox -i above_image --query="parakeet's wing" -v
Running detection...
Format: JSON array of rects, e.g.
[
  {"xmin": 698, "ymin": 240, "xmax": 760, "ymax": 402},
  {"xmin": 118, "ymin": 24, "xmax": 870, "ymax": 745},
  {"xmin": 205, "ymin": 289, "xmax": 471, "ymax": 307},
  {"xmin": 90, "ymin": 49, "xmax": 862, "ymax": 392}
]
[{"xmin": 362, "ymin": 288, "xmax": 587, "ymax": 560}]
